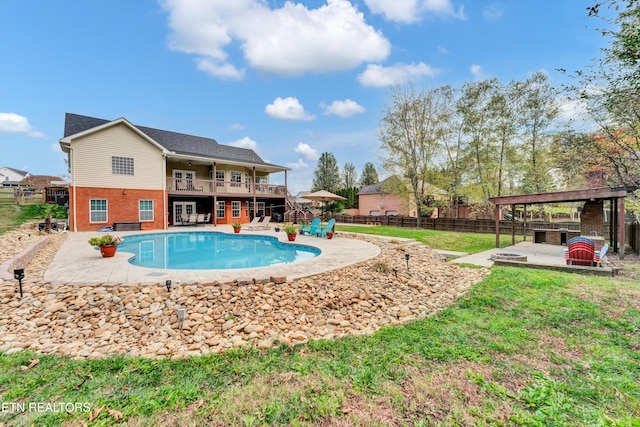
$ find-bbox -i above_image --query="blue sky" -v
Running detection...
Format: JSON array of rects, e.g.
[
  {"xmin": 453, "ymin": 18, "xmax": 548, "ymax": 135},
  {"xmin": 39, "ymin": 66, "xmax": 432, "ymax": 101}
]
[{"xmin": 0, "ymin": 0, "xmax": 609, "ymax": 194}]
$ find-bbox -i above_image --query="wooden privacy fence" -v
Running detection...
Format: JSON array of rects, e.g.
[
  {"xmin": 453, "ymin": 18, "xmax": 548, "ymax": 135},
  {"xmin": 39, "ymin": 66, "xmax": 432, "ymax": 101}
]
[
  {"xmin": 0, "ymin": 188, "xmax": 44, "ymax": 205},
  {"xmin": 335, "ymin": 214, "xmax": 639, "ymax": 254}
]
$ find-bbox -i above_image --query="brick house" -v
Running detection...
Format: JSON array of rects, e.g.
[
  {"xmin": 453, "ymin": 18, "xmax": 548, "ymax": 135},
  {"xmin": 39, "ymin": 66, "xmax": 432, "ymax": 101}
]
[
  {"xmin": 358, "ymin": 176, "xmax": 447, "ymax": 217},
  {"xmin": 60, "ymin": 113, "xmax": 290, "ymax": 231}
]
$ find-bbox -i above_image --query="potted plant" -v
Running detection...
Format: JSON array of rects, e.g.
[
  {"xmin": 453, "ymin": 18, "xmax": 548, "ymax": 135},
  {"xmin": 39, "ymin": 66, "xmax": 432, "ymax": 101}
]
[
  {"xmin": 88, "ymin": 234, "xmax": 123, "ymax": 258},
  {"xmin": 283, "ymin": 224, "xmax": 297, "ymax": 241},
  {"xmin": 231, "ymin": 221, "xmax": 242, "ymax": 233}
]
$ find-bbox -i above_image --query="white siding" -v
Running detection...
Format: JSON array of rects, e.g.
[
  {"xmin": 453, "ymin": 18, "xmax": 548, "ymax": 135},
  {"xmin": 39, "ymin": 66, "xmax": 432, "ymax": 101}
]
[{"xmin": 72, "ymin": 124, "xmax": 164, "ymax": 189}]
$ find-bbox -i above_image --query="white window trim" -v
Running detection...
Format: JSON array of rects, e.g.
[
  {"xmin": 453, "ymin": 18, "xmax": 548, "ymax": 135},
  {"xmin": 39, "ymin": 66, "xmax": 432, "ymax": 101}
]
[
  {"xmin": 230, "ymin": 170, "xmax": 242, "ymax": 187},
  {"xmin": 231, "ymin": 201, "xmax": 241, "ymax": 218},
  {"xmin": 89, "ymin": 199, "xmax": 108, "ymax": 223},
  {"xmin": 139, "ymin": 200, "xmax": 154, "ymax": 222},
  {"xmin": 216, "ymin": 201, "xmax": 225, "ymax": 218}
]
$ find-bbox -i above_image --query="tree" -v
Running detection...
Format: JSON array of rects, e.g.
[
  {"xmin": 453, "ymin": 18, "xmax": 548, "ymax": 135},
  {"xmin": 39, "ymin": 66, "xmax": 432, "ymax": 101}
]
[
  {"xmin": 341, "ymin": 162, "xmax": 358, "ymax": 188},
  {"xmin": 359, "ymin": 162, "xmax": 379, "ymax": 186},
  {"xmin": 311, "ymin": 152, "xmax": 341, "ymax": 192},
  {"xmin": 515, "ymin": 71, "xmax": 559, "ymax": 194},
  {"xmin": 567, "ymin": 1, "xmax": 640, "ymax": 187},
  {"xmin": 378, "ymin": 84, "xmax": 451, "ymax": 227}
]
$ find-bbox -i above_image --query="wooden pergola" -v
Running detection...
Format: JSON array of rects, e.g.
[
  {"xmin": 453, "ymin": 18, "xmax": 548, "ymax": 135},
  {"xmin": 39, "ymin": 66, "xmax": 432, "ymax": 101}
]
[{"xmin": 489, "ymin": 187, "xmax": 634, "ymax": 259}]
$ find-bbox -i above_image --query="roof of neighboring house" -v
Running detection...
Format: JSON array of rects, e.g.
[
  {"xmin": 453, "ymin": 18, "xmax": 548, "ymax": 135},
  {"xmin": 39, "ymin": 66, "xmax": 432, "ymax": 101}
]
[
  {"xmin": 62, "ymin": 113, "xmax": 287, "ymax": 170},
  {"xmin": 0, "ymin": 166, "xmax": 29, "ymax": 177}
]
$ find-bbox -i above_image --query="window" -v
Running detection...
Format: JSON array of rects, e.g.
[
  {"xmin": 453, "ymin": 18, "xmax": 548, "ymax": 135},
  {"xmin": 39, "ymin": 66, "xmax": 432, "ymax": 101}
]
[
  {"xmin": 139, "ymin": 200, "xmax": 154, "ymax": 221},
  {"xmin": 232, "ymin": 201, "xmax": 241, "ymax": 218},
  {"xmin": 112, "ymin": 156, "xmax": 134, "ymax": 175},
  {"xmin": 249, "ymin": 202, "xmax": 266, "ymax": 217},
  {"xmin": 230, "ymin": 171, "xmax": 242, "ymax": 187},
  {"xmin": 90, "ymin": 199, "xmax": 107, "ymax": 223},
  {"xmin": 216, "ymin": 170, "xmax": 225, "ymax": 187},
  {"xmin": 216, "ymin": 201, "xmax": 225, "ymax": 218}
]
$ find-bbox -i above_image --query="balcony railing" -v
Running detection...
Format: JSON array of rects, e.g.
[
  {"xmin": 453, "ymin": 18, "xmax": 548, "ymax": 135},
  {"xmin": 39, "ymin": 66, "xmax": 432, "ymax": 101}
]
[{"xmin": 167, "ymin": 177, "xmax": 286, "ymax": 197}]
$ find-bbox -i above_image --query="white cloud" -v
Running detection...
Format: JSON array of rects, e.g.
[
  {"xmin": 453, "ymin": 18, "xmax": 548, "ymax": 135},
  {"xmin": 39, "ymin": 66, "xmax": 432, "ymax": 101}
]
[
  {"xmin": 294, "ymin": 142, "xmax": 319, "ymax": 160},
  {"xmin": 0, "ymin": 112, "xmax": 45, "ymax": 137},
  {"xmin": 364, "ymin": 0, "xmax": 465, "ymax": 23},
  {"xmin": 228, "ymin": 123, "xmax": 245, "ymax": 130},
  {"xmin": 483, "ymin": 4, "xmax": 504, "ymax": 20},
  {"xmin": 228, "ymin": 136, "xmax": 258, "ymax": 150},
  {"xmin": 357, "ymin": 62, "xmax": 439, "ymax": 87},
  {"xmin": 161, "ymin": 0, "xmax": 390, "ymax": 77},
  {"xmin": 51, "ymin": 143, "xmax": 63, "ymax": 153},
  {"xmin": 470, "ymin": 64, "xmax": 483, "ymax": 77},
  {"xmin": 323, "ymin": 99, "xmax": 366, "ymax": 117},
  {"xmin": 265, "ymin": 97, "xmax": 316, "ymax": 121},
  {"xmin": 286, "ymin": 159, "xmax": 309, "ymax": 169}
]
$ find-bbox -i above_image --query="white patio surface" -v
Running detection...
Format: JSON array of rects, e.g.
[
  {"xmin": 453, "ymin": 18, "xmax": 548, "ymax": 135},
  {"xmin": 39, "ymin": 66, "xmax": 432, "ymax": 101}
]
[
  {"xmin": 43, "ymin": 225, "xmax": 381, "ymax": 285},
  {"xmin": 451, "ymin": 241, "xmax": 567, "ymax": 268}
]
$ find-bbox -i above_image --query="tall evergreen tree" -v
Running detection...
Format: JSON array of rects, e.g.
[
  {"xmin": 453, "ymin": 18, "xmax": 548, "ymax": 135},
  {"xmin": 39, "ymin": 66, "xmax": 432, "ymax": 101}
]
[
  {"xmin": 311, "ymin": 152, "xmax": 341, "ymax": 192},
  {"xmin": 359, "ymin": 162, "xmax": 379, "ymax": 186},
  {"xmin": 341, "ymin": 162, "xmax": 358, "ymax": 188}
]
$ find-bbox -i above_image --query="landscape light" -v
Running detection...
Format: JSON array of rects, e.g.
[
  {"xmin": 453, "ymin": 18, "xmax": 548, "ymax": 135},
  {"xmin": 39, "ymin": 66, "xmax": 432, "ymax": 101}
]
[
  {"xmin": 165, "ymin": 279, "xmax": 171, "ymax": 292},
  {"xmin": 177, "ymin": 308, "xmax": 186, "ymax": 329},
  {"xmin": 404, "ymin": 252, "xmax": 410, "ymax": 270},
  {"xmin": 13, "ymin": 268, "xmax": 25, "ymax": 298}
]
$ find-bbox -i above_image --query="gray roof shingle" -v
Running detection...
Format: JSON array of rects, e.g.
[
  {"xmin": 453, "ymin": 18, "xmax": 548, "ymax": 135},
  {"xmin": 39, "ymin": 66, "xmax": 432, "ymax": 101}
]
[{"xmin": 63, "ymin": 113, "xmax": 283, "ymax": 168}]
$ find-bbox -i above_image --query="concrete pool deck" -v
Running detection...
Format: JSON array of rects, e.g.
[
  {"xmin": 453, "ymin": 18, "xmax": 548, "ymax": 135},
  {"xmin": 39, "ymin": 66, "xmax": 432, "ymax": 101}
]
[{"xmin": 43, "ymin": 225, "xmax": 382, "ymax": 285}]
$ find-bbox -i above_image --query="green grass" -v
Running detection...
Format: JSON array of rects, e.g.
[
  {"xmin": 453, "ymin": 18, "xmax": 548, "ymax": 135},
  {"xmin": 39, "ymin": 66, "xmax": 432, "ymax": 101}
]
[
  {"xmin": 1, "ymin": 268, "xmax": 638, "ymax": 426},
  {"xmin": 336, "ymin": 224, "xmax": 525, "ymax": 253},
  {"xmin": 0, "ymin": 204, "xmax": 68, "ymax": 234}
]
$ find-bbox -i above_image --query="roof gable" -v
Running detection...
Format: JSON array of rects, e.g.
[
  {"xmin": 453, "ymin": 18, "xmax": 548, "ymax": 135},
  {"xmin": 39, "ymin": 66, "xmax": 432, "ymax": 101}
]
[{"xmin": 63, "ymin": 113, "xmax": 283, "ymax": 169}]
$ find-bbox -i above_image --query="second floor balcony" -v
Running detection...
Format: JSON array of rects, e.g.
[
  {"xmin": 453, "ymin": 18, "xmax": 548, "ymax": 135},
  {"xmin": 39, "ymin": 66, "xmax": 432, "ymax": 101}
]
[{"xmin": 167, "ymin": 177, "xmax": 286, "ymax": 197}]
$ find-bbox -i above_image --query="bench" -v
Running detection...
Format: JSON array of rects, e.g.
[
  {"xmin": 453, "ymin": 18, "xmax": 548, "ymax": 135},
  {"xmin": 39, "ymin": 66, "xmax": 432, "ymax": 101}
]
[{"xmin": 113, "ymin": 222, "xmax": 141, "ymax": 231}]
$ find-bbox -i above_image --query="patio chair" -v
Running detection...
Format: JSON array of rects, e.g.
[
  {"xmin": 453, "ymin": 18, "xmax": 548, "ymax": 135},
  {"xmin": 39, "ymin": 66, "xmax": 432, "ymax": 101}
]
[
  {"xmin": 566, "ymin": 236, "xmax": 595, "ymax": 266},
  {"xmin": 316, "ymin": 218, "xmax": 336, "ymax": 238},
  {"xmin": 246, "ymin": 216, "xmax": 271, "ymax": 230},
  {"xmin": 300, "ymin": 218, "xmax": 321, "ymax": 235},
  {"xmin": 196, "ymin": 213, "xmax": 205, "ymax": 226},
  {"xmin": 595, "ymin": 243, "xmax": 609, "ymax": 267},
  {"xmin": 182, "ymin": 213, "xmax": 197, "ymax": 226}
]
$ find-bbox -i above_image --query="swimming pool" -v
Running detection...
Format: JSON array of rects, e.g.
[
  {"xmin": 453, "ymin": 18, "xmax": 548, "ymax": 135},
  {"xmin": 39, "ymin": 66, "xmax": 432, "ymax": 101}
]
[{"xmin": 117, "ymin": 232, "xmax": 321, "ymax": 270}]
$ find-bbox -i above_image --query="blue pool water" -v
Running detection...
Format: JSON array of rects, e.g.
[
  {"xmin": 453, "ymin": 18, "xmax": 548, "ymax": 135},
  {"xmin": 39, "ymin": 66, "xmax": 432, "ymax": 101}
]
[{"xmin": 118, "ymin": 232, "xmax": 321, "ymax": 270}]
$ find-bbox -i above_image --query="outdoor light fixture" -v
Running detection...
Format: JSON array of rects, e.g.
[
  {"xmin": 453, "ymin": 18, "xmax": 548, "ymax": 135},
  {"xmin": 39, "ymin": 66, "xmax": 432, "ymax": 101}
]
[
  {"xmin": 122, "ymin": 189, "xmax": 127, "ymax": 195},
  {"xmin": 404, "ymin": 252, "xmax": 410, "ymax": 270},
  {"xmin": 177, "ymin": 307, "xmax": 186, "ymax": 329},
  {"xmin": 392, "ymin": 267, "xmax": 399, "ymax": 278},
  {"xmin": 165, "ymin": 279, "xmax": 171, "ymax": 292},
  {"xmin": 13, "ymin": 268, "xmax": 25, "ymax": 298}
]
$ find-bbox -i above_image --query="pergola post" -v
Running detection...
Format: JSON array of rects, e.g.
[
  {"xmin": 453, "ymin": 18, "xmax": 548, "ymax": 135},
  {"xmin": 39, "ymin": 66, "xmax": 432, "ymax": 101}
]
[
  {"xmin": 619, "ymin": 197, "xmax": 626, "ymax": 259},
  {"xmin": 511, "ymin": 204, "xmax": 516, "ymax": 246},
  {"xmin": 494, "ymin": 204, "xmax": 500, "ymax": 248}
]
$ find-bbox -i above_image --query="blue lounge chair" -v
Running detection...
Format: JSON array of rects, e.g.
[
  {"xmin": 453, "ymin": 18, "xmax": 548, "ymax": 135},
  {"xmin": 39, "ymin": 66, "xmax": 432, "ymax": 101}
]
[
  {"xmin": 317, "ymin": 218, "xmax": 335, "ymax": 238},
  {"xmin": 300, "ymin": 218, "xmax": 320, "ymax": 235}
]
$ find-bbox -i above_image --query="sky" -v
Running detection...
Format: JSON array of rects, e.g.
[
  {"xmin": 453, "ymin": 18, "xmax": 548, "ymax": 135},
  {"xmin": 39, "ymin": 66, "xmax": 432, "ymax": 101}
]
[{"xmin": 0, "ymin": 0, "xmax": 611, "ymax": 194}]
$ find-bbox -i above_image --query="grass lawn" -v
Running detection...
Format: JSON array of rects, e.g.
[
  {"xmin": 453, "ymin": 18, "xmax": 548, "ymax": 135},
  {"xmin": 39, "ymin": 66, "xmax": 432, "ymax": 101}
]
[
  {"xmin": 336, "ymin": 224, "xmax": 525, "ymax": 253},
  {"xmin": 1, "ymin": 267, "xmax": 638, "ymax": 426},
  {"xmin": 0, "ymin": 204, "xmax": 24, "ymax": 234}
]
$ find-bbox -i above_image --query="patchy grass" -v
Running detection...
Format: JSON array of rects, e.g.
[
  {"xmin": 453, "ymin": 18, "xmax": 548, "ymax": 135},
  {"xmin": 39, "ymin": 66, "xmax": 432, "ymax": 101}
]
[
  {"xmin": 0, "ymin": 204, "xmax": 23, "ymax": 234},
  {"xmin": 1, "ymin": 267, "xmax": 638, "ymax": 426},
  {"xmin": 336, "ymin": 224, "xmax": 525, "ymax": 253}
]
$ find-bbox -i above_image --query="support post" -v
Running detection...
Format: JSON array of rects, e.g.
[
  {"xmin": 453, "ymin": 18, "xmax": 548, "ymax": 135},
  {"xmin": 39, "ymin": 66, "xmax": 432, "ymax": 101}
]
[
  {"xmin": 619, "ymin": 196, "xmax": 626, "ymax": 259},
  {"xmin": 523, "ymin": 204, "xmax": 527, "ymax": 241},
  {"xmin": 494, "ymin": 204, "xmax": 500, "ymax": 248},
  {"xmin": 511, "ymin": 204, "xmax": 516, "ymax": 246}
]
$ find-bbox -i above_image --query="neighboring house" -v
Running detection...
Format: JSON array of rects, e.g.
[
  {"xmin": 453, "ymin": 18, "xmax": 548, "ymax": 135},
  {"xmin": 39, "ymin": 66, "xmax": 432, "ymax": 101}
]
[
  {"xmin": 0, "ymin": 167, "xmax": 29, "ymax": 187},
  {"xmin": 59, "ymin": 113, "xmax": 290, "ymax": 231},
  {"xmin": 358, "ymin": 176, "xmax": 447, "ymax": 217}
]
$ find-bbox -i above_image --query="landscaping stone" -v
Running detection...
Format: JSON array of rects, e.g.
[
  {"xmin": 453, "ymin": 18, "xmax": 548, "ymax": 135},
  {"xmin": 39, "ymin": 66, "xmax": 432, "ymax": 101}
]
[{"xmin": 0, "ymin": 224, "xmax": 488, "ymax": 359}]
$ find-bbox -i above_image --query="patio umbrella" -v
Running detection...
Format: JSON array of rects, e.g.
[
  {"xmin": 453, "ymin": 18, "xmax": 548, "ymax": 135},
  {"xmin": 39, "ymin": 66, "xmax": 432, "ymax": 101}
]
[{"xmin": 301, "ymin": 190, "xmax": 346, "ymax": 220}]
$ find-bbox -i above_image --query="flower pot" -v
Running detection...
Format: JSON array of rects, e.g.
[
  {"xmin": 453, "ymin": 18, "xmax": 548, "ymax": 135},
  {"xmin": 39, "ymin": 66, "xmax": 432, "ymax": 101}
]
[
  {"xmin": 287, "ymin": 233, "xmax": 297, "ymax": 242},
  {"xmin": 326, "ymin": 232, "xmax": 333, "ymax": 240},
  {"xmin": 233, "ymin": 227, "xmax": 241, "ymax": 234},
  {"xmin": 99, "ymin": 245, "xmax": 117, "ymax": 258}
]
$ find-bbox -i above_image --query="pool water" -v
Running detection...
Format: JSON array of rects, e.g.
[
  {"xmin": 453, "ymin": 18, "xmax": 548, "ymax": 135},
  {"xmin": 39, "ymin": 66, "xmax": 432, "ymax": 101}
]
[{"xmin": 118, "ymin": 232, "xmax": 321, "ymax": 270}]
